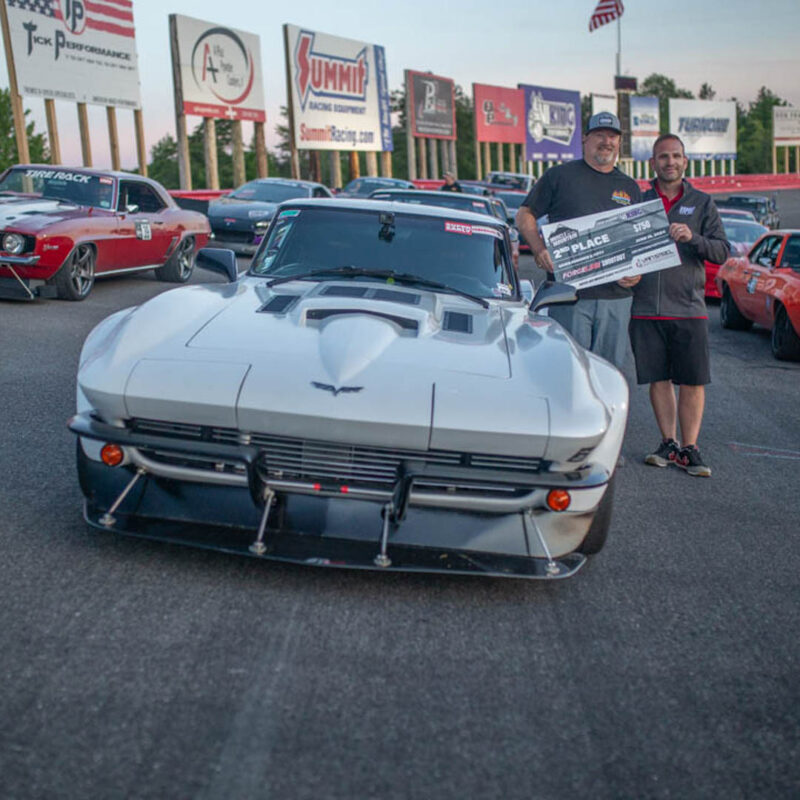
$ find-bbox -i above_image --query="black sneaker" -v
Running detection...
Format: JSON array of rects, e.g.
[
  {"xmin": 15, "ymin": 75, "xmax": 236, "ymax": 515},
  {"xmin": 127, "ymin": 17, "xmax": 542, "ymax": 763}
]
[
  {"xmin": 675, "ymin": 445, "xmax": 712, "ymax": 477},
  {"xmin": 645, "ymin": 438, "xmax": 679, "ymax": 468}
]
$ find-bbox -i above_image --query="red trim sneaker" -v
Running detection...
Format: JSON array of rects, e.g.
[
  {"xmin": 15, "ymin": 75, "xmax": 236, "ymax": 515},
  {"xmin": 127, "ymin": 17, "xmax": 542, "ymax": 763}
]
[
  {"xmin": 645, "ymin": 438, "xmax": 680, "ymax": 468},
  {"xmin": 675, "ymin": 445, "xmax": 712, "ymax": 477}
]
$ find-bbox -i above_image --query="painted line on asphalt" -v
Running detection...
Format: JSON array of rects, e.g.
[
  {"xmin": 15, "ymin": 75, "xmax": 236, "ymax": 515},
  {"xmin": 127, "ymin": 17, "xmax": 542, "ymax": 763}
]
[{"xmin": 729, "ymin": 442, "xmax": 800, "ymax": 460}]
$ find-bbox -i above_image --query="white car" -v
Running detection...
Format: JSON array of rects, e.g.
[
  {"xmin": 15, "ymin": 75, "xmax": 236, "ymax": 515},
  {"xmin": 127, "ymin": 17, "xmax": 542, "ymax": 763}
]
[{"xmin": 70, "ymin": 199, "xmax": 628, "ymax": 579}]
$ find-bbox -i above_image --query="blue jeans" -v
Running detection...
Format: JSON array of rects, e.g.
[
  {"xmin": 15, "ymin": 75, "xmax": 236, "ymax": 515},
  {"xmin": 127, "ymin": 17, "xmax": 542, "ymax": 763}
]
[{"xmin": 548, "ymin": 296, "xmax": 633, "ymax": 370}]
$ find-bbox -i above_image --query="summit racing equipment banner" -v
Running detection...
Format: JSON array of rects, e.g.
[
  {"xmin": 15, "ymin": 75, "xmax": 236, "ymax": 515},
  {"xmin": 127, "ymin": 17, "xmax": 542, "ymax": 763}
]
[
  {"xmin": 284, "ymin": 24, "xmax": 392, "ymax": 152},
  {"xmin": 519, "ymin": 84, "xmax": 581, "ymax": 162},
  {"xmin": 473, "ymin": 84, "xmax": 524, "ymax": 144},
  {"xmin": 630, "ymin": 96, "xmax": 660, "ymax": 161},
  {"xmin": 541, "ymin": 200, "xmax": 680, "ymax": 289},
  {"xmin": 408, "ymin": 71, "xmax": 456, "ymax": 139},
  {"xmin": 4, "ymin": 0, "xmax": 141, "ymax": 108},
  {"xmin": 170, "ymin": 15, "xmax": 266, "ymax": 122},
  {"xmin": 669, "ymin": 99, "xmax": 736, "ymax": 160}
]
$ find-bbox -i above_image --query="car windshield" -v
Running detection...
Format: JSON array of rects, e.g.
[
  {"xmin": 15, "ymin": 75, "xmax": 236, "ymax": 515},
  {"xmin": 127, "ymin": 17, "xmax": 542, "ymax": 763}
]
[
  {"xmin": 488, "ymin": 174, "xmax": 529, "ymax": 190},
  {"xmin": 251, "ymin": 208, "xmax": 514, "ymax": 298},
  {"xmin": 723, "ymin": 197, "xmax": 768, "ymax": 213},
  {"xmin": 344, "ymin": 179, "xmax": 408, "ymax": 196},
  {"xmin": 494, "ymin": 192, "xmax": 526, "ymax": 211},
  {"xmin": 371, "ymin": 193, "xmax": 492, "ymax": 216},
  {"xmin": 0, "ymin": 166, "xmax": 115, "ymax": 209},
  {"xmin": 723, "ymin": 220, "xmax": 767, "ymax": 245},
  {"xmin": 229, "ymin": 182, "xmax": 311, "ymax": 203}
]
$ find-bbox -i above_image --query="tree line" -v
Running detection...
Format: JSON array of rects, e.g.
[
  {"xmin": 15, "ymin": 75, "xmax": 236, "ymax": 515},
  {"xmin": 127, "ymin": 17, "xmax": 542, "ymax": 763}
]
[{"xmin": 0, "ymin": 74, "xmax": 791, "ymax": 185}]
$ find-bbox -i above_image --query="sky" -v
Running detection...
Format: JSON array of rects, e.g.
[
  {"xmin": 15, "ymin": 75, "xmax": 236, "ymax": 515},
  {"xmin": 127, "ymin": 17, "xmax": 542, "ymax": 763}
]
[{"xmin": 2, "ymin": 0, "xmax": 799, "ymax": 170}]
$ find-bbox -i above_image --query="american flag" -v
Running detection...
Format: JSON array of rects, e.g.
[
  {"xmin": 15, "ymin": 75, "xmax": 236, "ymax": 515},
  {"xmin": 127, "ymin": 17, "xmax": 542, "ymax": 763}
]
[
  {"xmin": 589, "ymin": 0, "xmax": 624, "ymax": 32},
  {"xmin": 8, "ymin": 0, "xmax": 135, "ymax": 39}
]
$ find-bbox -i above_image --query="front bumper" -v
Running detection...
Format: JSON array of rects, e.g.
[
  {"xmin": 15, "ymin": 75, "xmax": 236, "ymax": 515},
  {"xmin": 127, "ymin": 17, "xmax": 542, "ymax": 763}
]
[{"xmin": 0, "ymin": 262, "xmax": 57, "ymax": 300}]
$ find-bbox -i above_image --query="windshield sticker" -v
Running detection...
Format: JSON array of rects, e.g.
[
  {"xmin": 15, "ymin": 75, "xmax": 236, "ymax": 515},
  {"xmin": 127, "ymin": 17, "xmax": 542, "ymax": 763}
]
[
  {"xmin": 99, "ymin": 177, "xmax": 113, "ymax": 185},
  {"xmin": 445, "ymin": 221, "xmax": 503, "ymax": 239},
  {"xmin": 24, "ymin": 169, "xmax": 91, "ymax": 183},
  {"xmin": 493, "ymin": 283, "xmax": 512, "ymax": 297},
  {"xmin": 472, "ymin": 201, "xmax": 484, "ymax": 208},
  {"xmin": 279, "ymin": 209, "xmax": 301, "ymax": 218}
]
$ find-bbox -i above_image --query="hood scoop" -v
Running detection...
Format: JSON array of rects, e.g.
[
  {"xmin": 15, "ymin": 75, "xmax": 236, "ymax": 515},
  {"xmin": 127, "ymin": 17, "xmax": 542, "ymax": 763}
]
[{"xmin": 319, "ymin": 314, "xmax": 401, "ymax": 385}]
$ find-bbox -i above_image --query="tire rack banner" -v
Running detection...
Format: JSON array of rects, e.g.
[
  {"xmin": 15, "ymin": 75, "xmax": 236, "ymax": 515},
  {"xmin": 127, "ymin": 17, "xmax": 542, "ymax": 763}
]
[
  {"xmin": 171, "ymin": 15, "xmax": 266, "ymax": 122},
  {"xmin": 519, "ymin": 84, "xmax": 581, "ymax": 162},
  {"xmin": 407, "ymin": 70, "xmax": 456, "ymax": 139},
  {"xmin": 4, "ymin": 0, "xmax": 141, "ymax": 108},
  {"xmin": 472, "ymin": 84, "xmax": 524, "ymax": 144},
  {"xmin": 285, "ymin": 24, "xmax": 392, "ymax": 152},
  {"xmin": 630, "ymin": 96, "xmax": 660, "ymax": 161},
  {"xmin": 669, "ymin": 99, "xmax": 737, "ymax": 160},
  {"xmin": 774, "ymin": 107, "xmax": 800, "ymax": 147}
]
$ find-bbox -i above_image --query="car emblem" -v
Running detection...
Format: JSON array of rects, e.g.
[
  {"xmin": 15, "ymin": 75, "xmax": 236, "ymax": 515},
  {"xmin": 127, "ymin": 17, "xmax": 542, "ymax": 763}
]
[
  {"xmin": 224, "ymin": 218, "xmax": 236, "ymax": 225},
  {"xmin": 311, "ymin": 381, "xmax": 363, "ymax": 396}
]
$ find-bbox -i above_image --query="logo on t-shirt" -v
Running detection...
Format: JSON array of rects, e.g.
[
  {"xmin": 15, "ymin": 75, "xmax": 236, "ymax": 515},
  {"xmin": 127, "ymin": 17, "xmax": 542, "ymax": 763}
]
[
  {"xmin": 678, "ymin": 206, "xmax": 695, "ymax": 215},
  {"xmin": 611, "ymin": 190, "xmax": 631, "ymax": 206}
]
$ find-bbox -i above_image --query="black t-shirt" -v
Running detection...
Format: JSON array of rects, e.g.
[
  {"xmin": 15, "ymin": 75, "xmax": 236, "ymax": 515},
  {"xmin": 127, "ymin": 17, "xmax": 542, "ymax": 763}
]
[
  {"xmin": 440, "ymin": 182, "xmax": 462, "ymax": 192},
  {"xmin": 523, "ymin": 159, "xmax": 642, "ymax": 299}
]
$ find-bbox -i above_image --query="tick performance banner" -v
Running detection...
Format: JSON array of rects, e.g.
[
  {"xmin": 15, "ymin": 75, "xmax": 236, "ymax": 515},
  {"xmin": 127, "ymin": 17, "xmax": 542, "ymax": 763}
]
[
  {"xmin": 669, "ymin": 99, "xmax": 737, "ymax": 160},
  {"xmin": 542, "ymin": 200, "xmax": 680, "ymax": 289},
  {"xmin": 285, "ymin": 24, "xmax": 392, "ymax": 152},
  {"xmin": 4, "ymin": 0, "xmax": 141, "ymax": 108},
  {"xmin": 473, "ymin": 84, "xmax": 524, "ymax": 144},
  {"xmin": 170, "ymin": 15, "xmax": 266, "ymax": 122},
  {"xmin": 407, "ymin": 71, "xmax": 456, "ymax": 139},
  {"xmin": 630, "ymin": 96, "xmax": 660, "ymax": 161},
  {"xmin": 519, "ymin": 84, "xmax": 581, "ymax": 162}
]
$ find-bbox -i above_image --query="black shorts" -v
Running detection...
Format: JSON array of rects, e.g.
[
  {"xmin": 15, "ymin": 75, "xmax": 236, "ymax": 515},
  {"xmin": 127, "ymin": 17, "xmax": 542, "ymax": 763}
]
[{"xmin": 629, "ymin": 318, "xmax": 711, "ymax": 386}]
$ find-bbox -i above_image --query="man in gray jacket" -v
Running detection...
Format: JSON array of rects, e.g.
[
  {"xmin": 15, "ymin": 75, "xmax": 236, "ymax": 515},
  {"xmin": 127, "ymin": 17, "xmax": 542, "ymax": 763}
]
[{"xmin": 630, "ymin": 134, "xmax": 729, "ymax": 477}]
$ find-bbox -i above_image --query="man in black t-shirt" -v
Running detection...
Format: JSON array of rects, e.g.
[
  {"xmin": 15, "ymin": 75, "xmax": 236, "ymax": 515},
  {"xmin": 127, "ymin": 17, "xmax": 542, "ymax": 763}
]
[
  {"xmin": 516, "ymin": 112, "xmax": 642, "ymax": 369},
  {"xmin": 441, "ymin": 171, "xmax": 462, "ymax": 192}
]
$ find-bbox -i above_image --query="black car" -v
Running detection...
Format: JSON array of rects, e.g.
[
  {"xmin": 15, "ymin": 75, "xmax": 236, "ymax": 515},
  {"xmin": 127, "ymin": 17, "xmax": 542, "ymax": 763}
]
[
  {"xmin": 207, "ymin": 178, "xmax": 333, "ymax": 254},
  {"xmin": 337, "ymin": 177, "xmax": 415, "ymax": 197},
  {"xmin": 491, "ymin": 189, "xmax": 530, "ymax": 251},
  {"xmin": 717, "ymin": 194, "xmax": 780, "ymax": 229}
]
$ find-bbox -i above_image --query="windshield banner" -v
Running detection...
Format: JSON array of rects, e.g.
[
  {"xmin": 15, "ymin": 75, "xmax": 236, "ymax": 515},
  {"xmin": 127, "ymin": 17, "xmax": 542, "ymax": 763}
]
[
  {"xmin": 4, "ymin": 0, "xmax": 141, "ymax": 108},
  {"xmin": 669, "ymin": 99, "xmax": 737, "ymax": 160},
  {"xmin": 473, "ymin": 84, "xmax": 525, "ymax": 144},
  {"xmin": 519, "ymin": 84, "xmax": 581, "ymax": 162},
  {"xmin": 285, "ymin": 24, "xmax": 393, "ymax": 152},
  {"xmin": 541, "ymin": 200, "xmax": 680, "ymax": 289}
]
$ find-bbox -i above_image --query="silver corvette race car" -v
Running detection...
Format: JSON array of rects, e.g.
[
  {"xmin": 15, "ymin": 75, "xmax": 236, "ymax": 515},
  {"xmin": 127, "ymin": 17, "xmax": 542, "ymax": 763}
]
[{"xmin": 70, "ymin": 198, "xmax": 628, "ymax": 580}]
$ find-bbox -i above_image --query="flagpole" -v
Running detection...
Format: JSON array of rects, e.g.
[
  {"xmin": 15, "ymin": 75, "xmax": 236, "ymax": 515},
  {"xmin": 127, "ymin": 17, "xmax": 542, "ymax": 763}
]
[{"xmin": 616, "ymin": 16, "xmax": 621, "ymax": 76}]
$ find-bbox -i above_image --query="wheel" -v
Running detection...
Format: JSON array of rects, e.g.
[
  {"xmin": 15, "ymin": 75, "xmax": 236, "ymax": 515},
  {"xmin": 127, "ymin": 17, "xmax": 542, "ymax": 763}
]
[
  {"xmin": 155, "ymin": 236, "xmax": 195, "ymax": 283},
  {"xmin": 771, "ymin": 305, "xmax": 800, "ymax": 361},
  {"xmin": 719, "ymin": 285, "xmax": 752, "ymax": 331},
  {"xmin": 577, "ymin": 473, "xmax": 615, "ymax": 555},
  {"xmin": 53, "ymin": 244, "xmax": 95, "ymax": 301}
]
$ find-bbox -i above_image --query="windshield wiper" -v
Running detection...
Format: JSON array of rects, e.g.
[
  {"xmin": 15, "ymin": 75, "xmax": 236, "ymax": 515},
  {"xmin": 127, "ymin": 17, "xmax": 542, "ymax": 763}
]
[{"xmin": 266, "ymin": 266, "xmax": 489, "ymax": 308}]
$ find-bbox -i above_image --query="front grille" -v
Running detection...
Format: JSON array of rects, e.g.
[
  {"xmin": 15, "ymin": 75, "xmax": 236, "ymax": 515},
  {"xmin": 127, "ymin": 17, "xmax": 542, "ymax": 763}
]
[
  {"xmin": 128, "ymin": 419, "xmax": 544, "ymax": 487},
  {"xmin": 212, "ymin": 229, "xmax": 254, "ymax": 244}
]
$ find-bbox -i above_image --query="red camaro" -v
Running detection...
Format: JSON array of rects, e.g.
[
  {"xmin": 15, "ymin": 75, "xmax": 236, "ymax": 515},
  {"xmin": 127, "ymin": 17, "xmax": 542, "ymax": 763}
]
[
  {"xmin": 715, "ymin": 229, "xmax": 800, "ymax": 360},
  {"xmin": 0, "ymin": 165, "xmax": 210, "ymax": 301}
]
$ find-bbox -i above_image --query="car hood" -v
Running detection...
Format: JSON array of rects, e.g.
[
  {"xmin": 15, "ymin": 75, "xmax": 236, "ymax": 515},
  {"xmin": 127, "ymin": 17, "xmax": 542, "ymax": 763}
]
[
  {"xmin": 207, "ymin": 198, "xmax": 278, "ymax": 220},
  {"xmin": 78, "ymin": 278, "xmax": 613, "ymax": 458},
  {"xmin": 0, "ymin": 196, "xmax": 86, "ymax": 231}
]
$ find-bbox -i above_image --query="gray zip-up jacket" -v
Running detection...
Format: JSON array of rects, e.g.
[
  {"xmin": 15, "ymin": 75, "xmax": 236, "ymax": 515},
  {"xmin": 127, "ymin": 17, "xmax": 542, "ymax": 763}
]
[{"xmin": 631, "ymin": 179, "xmax": 730, "ymax": 318}]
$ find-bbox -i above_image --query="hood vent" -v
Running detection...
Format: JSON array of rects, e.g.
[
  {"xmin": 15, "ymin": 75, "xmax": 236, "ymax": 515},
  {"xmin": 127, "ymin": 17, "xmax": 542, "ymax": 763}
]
[
  {"xmin": 306, "ymin": 308, "xmax": 418, "ymax": 331},
  {"xmin": 320, "ymin": 285, "xmax": 421, "ymax": 305},
  {"xmin": 321, "ymin": 285, "xmax": 369, "ymax": 298},
  {"xmin": 259, "ymin": 294, "xmax": 299, "ymax": 314},
  {"xmin": 372, "ymin": 288, "xmax": 420, "ymax": 305},
  {"xmin": 443, "ymin": 311, "xmax": 473, "ymax": 334}
]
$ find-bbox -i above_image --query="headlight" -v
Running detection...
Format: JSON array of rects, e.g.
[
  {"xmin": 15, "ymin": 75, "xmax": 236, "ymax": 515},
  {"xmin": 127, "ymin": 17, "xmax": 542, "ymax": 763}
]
[
  {"xmin": 254, "ymin": 220, "xmax": 270, "ymax": 230},
  {"xmin": 2, "ymin": 233, "xmax": 26, "ymax": 254}
]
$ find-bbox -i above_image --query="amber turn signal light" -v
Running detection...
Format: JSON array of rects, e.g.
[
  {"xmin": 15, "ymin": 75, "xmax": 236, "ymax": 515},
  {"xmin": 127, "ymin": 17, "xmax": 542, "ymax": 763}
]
[
  {"xmin": 546, "ymin": 489, "xmax": 571, "ymax": 512},
  {"xmin": 101, "ymin": 444, "xmax": 124, "ymax": 467}
]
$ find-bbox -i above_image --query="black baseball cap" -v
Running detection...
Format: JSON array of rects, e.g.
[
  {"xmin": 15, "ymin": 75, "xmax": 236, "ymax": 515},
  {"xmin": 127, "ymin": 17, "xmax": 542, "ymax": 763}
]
[{"xmin": 586, "ymin": 112, "xmax": 621, "ymax": 134}]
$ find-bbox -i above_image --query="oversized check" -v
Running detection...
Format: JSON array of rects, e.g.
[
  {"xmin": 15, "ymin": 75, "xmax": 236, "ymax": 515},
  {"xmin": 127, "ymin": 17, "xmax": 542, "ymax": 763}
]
[{"xmin": 541, "ymin": 199, "xmax": 681, "ymax": 289}]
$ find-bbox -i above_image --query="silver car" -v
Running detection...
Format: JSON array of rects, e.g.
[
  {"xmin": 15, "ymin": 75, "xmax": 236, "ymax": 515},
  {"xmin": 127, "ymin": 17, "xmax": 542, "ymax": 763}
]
[{"xmin": 70, "ymin": 199, "xmax": 628, "ymax": 580}]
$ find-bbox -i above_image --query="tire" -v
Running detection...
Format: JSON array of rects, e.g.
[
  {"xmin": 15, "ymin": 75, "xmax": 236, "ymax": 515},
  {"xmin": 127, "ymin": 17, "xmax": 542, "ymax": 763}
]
[
  {"xmin": 719, "ymin": 285, "xmax": 752, "ymax": 331},
  {"xmin": 155, "ymin": 236, "xmax": 195, "ymax": 283},
  {"xmin": 771, "ymin": 305, "xmax": 800, "ymax": 361},
  {"xmin": 577, "ymin": 473, "xmax": 615, "ymax": 555},
  {"xmin": 53, "ymin": 244, "xmax": 95, "ymax": 301}
]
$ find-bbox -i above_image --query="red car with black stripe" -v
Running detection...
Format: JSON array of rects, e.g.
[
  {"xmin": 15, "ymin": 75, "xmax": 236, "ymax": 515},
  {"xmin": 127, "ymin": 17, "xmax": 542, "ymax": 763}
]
[
  {"xmin": 715, "ymin": 229, "xmax": 800, "ymax": 360},
  {"xmin": 0, "ymin": 165, "xmax": 210, "ymax": 301}
]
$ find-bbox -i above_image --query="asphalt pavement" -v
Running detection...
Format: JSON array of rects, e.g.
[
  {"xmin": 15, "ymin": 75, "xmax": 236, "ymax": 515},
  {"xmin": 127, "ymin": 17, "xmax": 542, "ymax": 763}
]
[{"xmin": 1, "ymin": 191, "xmax": 799, "ymax": 800}]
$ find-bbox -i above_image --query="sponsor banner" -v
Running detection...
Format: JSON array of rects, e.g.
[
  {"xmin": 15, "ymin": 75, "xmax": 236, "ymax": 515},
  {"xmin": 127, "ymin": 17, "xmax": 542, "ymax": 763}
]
[
  {"xmin": 542, "ymin": 199, "xmax": 680, "ymax": 289},
  {"xmin": 473, "ymin": 84, "xmax": 525, "ymax": 144},
  {"xmin": 4, "ymin": 0, "xmax": 141, "ymax": 108},
  {"xmin": 519, "ymin": 84, "xmax": 581, "ymax": 162},
  {"xmin": 444, "ymin": 221, "xmax": 502, "ymax": 239},
  {"xmin": 171, "ymin": 15, "xmax": 265, "ymax": 123},
  {"xmin": 630, "ymin": 95, "xmax": 660, "ymax": 161},
  {"xmin": 774, "ymin": 107, "xmax": 800, "ymax": 147},
  {"xmin": 669, "ymin": 99, "xmax": 737, "ymax": 160},
  {"xmin": 591, "ymin": 93, "xmax": 617, "ymax": 117},
  {"xmin": 285, "ymin": 24, "xmax": 392, "ymax": 152},
  {"xmin": 408, "ymin": 71, "xmax": 456, "ymax": 139}
]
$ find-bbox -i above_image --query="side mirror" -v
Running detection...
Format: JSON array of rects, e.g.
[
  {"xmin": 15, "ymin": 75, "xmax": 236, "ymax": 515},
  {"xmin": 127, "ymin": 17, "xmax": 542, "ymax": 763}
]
[
  {"xmin": 519, "ymin": 279, "xmax": 535, "ymax": 305},
  {"xmin": 196, "ymin": 247, "xmax": 238, "ymax": 283},
  {"xmin": 531, "ymin": 280, "xmax": 578, "ymax": 314},
  {"xmin": 125, "ymin": 203, "xmax": 140, "ymax": 214}
]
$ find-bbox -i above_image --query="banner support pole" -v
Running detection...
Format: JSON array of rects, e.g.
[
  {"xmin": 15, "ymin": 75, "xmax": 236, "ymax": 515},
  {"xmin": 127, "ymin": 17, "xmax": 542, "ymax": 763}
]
[
  {"xmin": 0, "ymin": 0, "xmax": 30, "ymax": 163},
  {"xmin": 45, "ymin": 99, "xmax": 61, "ymax": 165}
]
